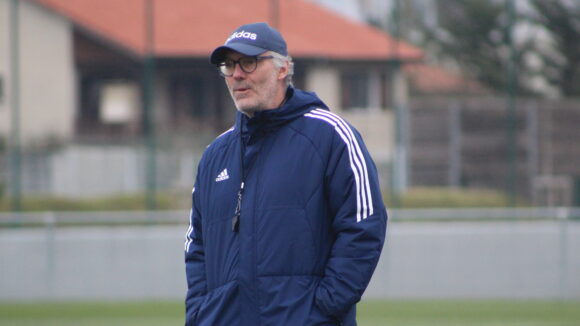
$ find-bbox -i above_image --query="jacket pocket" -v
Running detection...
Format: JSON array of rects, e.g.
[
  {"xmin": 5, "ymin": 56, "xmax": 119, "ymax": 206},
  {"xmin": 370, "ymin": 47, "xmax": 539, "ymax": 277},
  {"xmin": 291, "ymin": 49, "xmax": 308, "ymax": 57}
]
[
  {"xmin": 258, "ymin": 275, "xmax": 340, "ymax": 326},
  {"xmin": 193, "ymin": 281, "xmax": 238, "ymax": 326},
  {"xmin": 314, "ymin": 288, "xmax": 357, "ymax": 326}
]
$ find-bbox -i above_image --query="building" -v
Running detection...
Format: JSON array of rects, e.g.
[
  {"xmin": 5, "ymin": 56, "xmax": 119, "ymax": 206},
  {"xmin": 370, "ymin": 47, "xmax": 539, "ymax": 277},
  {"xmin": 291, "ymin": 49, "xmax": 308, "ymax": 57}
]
[{"xmin": 0, "ymin": 0, "xmax": 422, "ymax": 197}]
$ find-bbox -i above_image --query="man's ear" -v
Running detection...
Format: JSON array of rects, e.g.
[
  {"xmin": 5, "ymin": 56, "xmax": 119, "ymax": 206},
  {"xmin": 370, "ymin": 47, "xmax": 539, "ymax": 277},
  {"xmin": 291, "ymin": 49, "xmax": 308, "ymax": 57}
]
[{"xmin": 277, "ymin": 62, "xmax": 289, "ymax": 81}]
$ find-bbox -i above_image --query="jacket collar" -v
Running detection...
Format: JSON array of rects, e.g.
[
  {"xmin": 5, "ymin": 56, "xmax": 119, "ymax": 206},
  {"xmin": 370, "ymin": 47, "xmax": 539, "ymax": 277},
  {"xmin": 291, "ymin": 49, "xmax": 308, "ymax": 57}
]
[{"xmin": 235, "ymin": 87, "xmax": 328, "ymax": 137}]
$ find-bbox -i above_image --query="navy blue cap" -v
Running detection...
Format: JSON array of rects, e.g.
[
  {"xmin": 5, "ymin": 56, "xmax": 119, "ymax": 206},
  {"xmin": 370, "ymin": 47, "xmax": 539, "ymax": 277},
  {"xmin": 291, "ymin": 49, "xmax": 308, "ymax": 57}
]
[{"xmin": 210, "ymin": 22, "xmax": 287, "ymax": 64}]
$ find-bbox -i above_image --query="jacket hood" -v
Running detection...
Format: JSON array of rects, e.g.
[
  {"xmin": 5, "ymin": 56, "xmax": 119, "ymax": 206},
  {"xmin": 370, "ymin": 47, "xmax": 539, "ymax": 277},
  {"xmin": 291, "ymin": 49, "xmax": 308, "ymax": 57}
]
[{"xmin": 235, "ymin": 87, "xmax": 328, "ymax": 135}]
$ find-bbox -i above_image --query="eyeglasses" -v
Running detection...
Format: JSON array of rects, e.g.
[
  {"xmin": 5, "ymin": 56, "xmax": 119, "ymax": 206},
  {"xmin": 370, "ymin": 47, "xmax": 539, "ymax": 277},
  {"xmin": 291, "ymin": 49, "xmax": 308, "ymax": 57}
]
[{"xmin": 217, "ymin": 56, "xmax": 274, "ymax": 77}]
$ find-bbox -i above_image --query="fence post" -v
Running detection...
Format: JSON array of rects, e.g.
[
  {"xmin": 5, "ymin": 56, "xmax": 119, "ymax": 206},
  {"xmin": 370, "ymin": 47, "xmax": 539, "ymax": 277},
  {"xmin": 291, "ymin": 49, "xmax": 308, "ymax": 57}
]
[
  {"xmin": 505, "ymin": 0, "xmax": 518, "ymax": 206},
  {"xmin": 9, "ymin": 0, "xmax": 22, "ymax": 212},
  {"xmin": 143, "ymin": 0, "xmax": 157, "ymax": 210}
]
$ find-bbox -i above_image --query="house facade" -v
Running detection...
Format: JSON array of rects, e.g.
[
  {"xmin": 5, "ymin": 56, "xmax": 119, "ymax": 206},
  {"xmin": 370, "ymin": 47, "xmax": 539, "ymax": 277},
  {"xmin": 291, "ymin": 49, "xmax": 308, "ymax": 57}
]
[{"xmin": 1, "ymin": 0, "xmax": 421, "ymax": 197}]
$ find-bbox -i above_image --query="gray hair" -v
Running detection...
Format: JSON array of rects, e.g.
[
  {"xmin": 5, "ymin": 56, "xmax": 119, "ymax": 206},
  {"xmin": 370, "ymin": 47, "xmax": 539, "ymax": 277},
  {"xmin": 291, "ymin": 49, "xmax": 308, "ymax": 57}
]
[{"xmin": 270, "ymin": 51, "xmax": 294, "ymax": 87}]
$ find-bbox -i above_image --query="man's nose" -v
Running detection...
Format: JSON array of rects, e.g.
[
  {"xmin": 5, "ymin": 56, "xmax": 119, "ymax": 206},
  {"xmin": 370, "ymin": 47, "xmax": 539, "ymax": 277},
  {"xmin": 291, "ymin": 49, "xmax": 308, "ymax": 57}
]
[{"xmin": 232, "ymin": 63, "xmax": 246, "ymax": 79}]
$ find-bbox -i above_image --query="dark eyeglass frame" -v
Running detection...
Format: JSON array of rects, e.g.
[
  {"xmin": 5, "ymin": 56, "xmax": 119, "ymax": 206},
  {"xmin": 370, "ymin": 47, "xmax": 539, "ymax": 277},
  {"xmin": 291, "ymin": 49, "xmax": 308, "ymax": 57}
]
[{"xmin": 217, "ymin": 55, "xmax": 274, "ymax": 77}]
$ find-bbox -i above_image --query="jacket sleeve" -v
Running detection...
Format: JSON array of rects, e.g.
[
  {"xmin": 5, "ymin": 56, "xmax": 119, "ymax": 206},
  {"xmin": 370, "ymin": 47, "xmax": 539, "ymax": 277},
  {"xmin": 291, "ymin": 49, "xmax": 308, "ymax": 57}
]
[
  {"xmin": 184, "ymin": 175, "xmax": 207, "ymax": 324},
  {"xmin": 315, "ymin": 125, "xmax": 388, "ymax": 318}
]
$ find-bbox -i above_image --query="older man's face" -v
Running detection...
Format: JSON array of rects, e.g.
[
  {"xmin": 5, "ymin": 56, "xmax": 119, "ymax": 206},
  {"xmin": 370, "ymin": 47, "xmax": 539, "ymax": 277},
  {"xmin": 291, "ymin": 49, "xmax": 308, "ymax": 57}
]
[{"xmin": 223, "ymin": 51, "xmax": 286, "ymax": 117}]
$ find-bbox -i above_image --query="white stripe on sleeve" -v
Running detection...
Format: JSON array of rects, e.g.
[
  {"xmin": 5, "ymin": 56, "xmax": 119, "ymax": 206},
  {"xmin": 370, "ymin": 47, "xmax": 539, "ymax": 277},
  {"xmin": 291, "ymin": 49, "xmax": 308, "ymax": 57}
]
[
  {"xmin": 305, "ymin": 109, "xmax": 374, "ymax": 222},
  {"xmin": 312, "ymin": 109, "xmax": 373, "ymax": 217},
  {"xmin": 184, "ymin": 186, "xmax": 195, "ymax": 251}
]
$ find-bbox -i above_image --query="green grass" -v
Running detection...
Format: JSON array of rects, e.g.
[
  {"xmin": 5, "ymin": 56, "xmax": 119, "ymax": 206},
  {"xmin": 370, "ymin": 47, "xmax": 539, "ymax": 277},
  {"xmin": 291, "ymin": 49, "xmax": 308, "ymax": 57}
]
[
  {"xmin": 357, "ymin": 300, "xmax": 580, "ymax": 326},
  {"xmin": 0, "ymin": 300, "xmax": 578, "ymax": 326},
  {"xmin": 0, "ymin": 301, "xmax": 183, "ymax": 326},
  {"xmin": 0, "ymin": 192, "xmax": 189, "ymax": 212},
  {"xmin": 0, "ymin": 187, "xmax": 525, "ymax": 212},
  {"xmin": 384, "ymin": 187, "xmax": 528, "ymax": 208}
]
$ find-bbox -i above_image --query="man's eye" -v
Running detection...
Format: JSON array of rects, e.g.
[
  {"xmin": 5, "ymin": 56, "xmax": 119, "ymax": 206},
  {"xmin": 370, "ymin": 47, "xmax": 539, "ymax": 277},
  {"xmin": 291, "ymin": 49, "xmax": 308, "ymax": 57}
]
[{"xmin": 240, "ymin": 58, "xmax": 255, "ymax": 66}]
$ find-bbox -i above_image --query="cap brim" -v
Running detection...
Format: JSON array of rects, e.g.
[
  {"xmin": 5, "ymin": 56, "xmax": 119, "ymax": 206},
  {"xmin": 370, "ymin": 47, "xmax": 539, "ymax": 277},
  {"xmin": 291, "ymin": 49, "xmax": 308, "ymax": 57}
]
[{"xmin": 210, "ymin": 43, "xmax": 267, "ymax": 64}]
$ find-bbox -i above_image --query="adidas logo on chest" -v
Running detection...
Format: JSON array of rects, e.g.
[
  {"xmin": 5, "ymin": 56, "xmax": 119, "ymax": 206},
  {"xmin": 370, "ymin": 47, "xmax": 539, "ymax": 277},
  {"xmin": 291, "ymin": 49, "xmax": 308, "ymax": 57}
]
[{"xmin": 215, "ymin": 168, "xmax": 230, "ymax": 182}]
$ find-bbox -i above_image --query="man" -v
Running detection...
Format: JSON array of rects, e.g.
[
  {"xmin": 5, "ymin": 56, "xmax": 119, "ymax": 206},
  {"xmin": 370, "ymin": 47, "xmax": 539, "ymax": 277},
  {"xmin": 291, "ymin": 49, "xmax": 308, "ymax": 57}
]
[{"xmin": 185, "ymin": 22, "xmax": 387, "ymax": 326}]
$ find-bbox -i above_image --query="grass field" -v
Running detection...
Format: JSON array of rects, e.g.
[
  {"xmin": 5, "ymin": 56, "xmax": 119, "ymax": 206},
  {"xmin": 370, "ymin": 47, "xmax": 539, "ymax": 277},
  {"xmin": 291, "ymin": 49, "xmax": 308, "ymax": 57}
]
[{"xmin": 0, "ymin": 300, "xmax": 579, "ymax": 326}]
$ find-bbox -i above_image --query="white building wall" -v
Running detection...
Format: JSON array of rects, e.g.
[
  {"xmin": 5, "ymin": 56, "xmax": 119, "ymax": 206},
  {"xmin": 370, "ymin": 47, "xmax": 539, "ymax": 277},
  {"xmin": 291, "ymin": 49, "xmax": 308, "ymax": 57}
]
[
  {"xmin": 20, "ymin": 1, "xmax": 76, "ymax": 144},
  {"xmin": 0, "ymin": 0, "xmax": 75, "ymax": 145},
  {"xmin": 0, "ymin": 0, "xmax": 11, "ymax": 140},
  {"xmin": 305, "ymin": 64, "xmax": 340, "ymax": 111}
]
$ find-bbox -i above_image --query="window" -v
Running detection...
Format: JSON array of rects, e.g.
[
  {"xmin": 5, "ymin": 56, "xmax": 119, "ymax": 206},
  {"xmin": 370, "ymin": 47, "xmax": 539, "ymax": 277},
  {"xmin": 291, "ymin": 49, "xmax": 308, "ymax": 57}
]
[
  {"xmin": 380, "ymin": 71, "xmax": 392, "ymax": 109},
  {"xmin": 170, "ymin": 76, "xmax": 207, "ymax": 120},
  {"xmin": 341, "ymin": 71, "xmax": 368, "ymax": 110},
  {"xmin": 99, "ymin": 81, "xmax": 139, "ymax": 124},
  {"xmin": 77, "ymin": 76, "xmax": 138, "ymax": 136}
]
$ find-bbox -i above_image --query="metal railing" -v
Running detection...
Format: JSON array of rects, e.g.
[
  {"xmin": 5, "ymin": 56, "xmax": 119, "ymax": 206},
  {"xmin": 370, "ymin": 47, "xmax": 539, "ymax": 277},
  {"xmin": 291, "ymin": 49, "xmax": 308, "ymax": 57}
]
[
  {"xmin": 388, "ymin": 207, "xmax": 580, "ymax": 221},
  {"xmin": 1, "ymin": 207, "xmax": 579, "ymax": 228},
  {"xmin": 0, "ymin": 210, "xmax": 186, "ymax": 227}
]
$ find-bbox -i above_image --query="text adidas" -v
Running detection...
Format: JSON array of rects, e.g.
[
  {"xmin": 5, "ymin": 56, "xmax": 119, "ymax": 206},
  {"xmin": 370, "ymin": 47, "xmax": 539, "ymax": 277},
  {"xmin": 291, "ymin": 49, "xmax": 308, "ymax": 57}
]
[{"xmin": 226, "ymin": 30, "xmax": 257, "ymax": 43}]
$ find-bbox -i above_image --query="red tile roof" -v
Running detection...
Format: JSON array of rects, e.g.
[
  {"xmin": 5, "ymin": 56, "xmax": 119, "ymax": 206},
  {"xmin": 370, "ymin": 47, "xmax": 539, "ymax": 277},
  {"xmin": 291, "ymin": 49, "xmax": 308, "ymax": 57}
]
[{"xmin": 34, "ymin": 0, "xmax": 423, "ymax": 61}]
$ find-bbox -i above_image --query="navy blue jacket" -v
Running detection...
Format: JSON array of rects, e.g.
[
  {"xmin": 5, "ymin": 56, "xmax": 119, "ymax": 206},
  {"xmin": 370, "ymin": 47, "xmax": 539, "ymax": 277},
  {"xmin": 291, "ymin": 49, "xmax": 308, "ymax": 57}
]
[{"xmin": 185, "ymin": 87, "xmax": 387, "ymax": 326}]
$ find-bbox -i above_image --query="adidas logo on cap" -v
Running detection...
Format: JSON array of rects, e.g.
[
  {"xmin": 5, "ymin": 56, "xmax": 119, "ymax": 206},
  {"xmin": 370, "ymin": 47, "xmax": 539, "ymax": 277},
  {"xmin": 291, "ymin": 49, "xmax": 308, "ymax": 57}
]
[{"xmin": 226, "ymin": 30, "xmax": 258, "ymax": 43}]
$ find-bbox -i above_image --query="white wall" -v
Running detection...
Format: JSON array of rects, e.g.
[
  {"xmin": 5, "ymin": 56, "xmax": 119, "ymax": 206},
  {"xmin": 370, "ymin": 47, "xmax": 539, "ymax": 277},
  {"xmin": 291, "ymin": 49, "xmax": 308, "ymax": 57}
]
[
  {"xmin": 48, "ymin": 145, "xmax": 196, "ymax": 198},
  {"xmin": 0, "ymin": 0, "xmax": 75, "ymax": 145},
  {"xmin": 1, "ymin": 219, "xmax": 578, "ymax": 300},
  {"xmin": 305, "ymin": 64, "xmax": 340, "ymax": 111}
]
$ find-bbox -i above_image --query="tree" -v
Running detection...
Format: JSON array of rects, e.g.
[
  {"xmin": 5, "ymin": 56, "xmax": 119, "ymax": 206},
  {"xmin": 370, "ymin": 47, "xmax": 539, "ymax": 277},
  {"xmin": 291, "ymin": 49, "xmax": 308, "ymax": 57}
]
[
  {"xmin": 355, "ymin": 0, "xmax": 578, "ymax": 97},
  {"xmin": 528, "ymin": 0, "xmax": 580, "ymax": 96},
  {"xmin": 420, "ymin": 0, "xmax": 538, "ymax": 95}
]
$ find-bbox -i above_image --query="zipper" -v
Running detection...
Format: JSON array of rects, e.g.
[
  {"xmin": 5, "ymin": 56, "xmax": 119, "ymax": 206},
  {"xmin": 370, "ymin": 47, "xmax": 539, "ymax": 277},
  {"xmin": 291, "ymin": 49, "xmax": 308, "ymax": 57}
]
[
  {"xmin": 233, "ymin": 132, "xmax": 248, "ymax": 232},
  {"xmin": 232, "ymin": 181, "xmax": 244, "ymax": 232}
]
